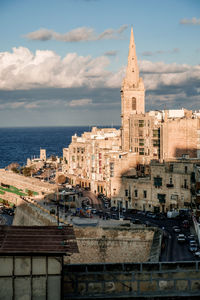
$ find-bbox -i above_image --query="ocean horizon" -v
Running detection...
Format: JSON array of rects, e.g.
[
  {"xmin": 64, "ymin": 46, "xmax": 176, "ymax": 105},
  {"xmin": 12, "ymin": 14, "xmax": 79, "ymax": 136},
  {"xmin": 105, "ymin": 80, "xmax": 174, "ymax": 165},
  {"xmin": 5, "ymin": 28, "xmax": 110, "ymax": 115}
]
[{"xmin": 0, "ymin": 125, "xmax": 120, "ymax": 169}]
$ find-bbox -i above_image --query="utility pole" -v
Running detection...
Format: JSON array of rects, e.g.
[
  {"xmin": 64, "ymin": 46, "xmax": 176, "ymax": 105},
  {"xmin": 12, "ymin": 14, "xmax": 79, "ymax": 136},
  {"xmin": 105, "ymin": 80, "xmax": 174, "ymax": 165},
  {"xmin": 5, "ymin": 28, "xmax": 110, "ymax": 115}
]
[{"xmin": 57, "ymin": 186, "xmax": 60, "ymax": 226}]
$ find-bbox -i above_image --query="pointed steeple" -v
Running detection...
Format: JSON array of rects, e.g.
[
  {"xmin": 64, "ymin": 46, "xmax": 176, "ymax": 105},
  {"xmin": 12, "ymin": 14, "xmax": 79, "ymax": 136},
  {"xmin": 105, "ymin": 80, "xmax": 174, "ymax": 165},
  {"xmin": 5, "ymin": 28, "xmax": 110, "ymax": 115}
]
[{"xmin": 123, "ymin": 27, "xmax": 140, "ymax": 88}]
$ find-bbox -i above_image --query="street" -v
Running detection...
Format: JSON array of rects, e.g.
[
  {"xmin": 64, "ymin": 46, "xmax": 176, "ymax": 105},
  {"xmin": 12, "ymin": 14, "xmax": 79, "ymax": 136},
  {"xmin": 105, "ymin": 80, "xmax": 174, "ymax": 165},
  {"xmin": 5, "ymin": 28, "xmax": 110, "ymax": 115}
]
[{"xmin": 79, "ymin": 190, "xmax": 198, "ymax": 262}]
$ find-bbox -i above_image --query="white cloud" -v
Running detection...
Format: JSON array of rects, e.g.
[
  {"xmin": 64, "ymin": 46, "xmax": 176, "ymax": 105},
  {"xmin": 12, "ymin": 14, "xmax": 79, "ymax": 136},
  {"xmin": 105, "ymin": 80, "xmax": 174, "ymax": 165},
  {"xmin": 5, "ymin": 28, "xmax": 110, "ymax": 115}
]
[
  {"xmin": 180, "ymin": 17, "xmax": 200, "ymax": 25},
  {"xmin": 140, "ymin": 60, "xmax": 200, "ymax": 92},
  {"xmin": 24, "ymin": 25, "xmax": 128, "ymax": 42},
  {"xmin": 0, "ymin": 46, "xmax": 200, "ymax": 113},
  {"xmin": 0, "ymin": 47, "xmax": 113, "ymax": 90},
  {"xmin": 68, "ymin": 98, "xmax": 93, "ymax": 107}
]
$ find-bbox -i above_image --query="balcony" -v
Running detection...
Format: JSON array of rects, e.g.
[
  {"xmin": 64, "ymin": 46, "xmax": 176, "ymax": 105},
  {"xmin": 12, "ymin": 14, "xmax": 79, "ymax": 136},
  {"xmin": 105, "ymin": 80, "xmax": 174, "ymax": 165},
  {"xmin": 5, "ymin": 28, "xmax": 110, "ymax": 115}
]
[{"xmin": 166, "ymin": 184, "xmax": 174, "ymax": 188}]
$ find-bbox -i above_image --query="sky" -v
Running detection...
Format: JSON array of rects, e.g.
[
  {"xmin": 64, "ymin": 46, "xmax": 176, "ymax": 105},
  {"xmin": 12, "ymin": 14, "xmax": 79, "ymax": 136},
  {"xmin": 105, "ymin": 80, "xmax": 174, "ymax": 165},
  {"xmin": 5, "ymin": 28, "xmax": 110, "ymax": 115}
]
[{"xmin": 0, "ymin": 0, "xmax": 200, "ymax": 127}]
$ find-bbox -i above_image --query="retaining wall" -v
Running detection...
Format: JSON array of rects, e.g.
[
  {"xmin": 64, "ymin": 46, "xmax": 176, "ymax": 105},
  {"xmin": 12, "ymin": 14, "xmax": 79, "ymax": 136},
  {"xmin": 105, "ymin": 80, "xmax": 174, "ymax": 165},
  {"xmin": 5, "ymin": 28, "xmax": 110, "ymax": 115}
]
[{"xmin": 64, "ymin": 261, "xmax": 200, "ymax": 299}]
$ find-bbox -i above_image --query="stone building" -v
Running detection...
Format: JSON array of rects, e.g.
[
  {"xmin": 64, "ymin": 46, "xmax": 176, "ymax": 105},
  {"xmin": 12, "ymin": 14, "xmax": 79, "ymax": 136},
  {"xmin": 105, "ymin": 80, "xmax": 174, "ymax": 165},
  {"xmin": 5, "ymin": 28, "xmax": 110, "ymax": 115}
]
[
  {"xmin": 62, "ymin": 27, "xmax": 200, "ymax": 209},
  {"xmin": 113, "ymin": 159, "xmax": 195, "ymax": 212},
  {"xmin": 63, "ymin": 127, "xmax": 121, "ymax": 195}
]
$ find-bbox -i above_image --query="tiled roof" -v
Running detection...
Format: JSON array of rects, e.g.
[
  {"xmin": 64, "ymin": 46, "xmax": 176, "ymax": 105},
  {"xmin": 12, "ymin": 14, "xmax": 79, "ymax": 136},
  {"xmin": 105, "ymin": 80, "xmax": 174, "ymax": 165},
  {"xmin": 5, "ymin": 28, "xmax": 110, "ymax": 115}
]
[{"xmin": 0, "ymin": 225, "xmax": 78, "ymax": 255}]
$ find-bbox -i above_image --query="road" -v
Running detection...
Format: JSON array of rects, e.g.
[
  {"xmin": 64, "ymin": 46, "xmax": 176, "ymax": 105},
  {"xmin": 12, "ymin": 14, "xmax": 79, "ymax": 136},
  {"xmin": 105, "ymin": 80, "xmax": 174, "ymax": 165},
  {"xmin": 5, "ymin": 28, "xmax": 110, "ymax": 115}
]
[
  {"xmin": 76, "ymin": 190, "xmax": 198, "ymax": 262},
  {"xmin": 82, "ymin": 190, "xmax": 102, "ymax": 209},
  {"xmin": 123, "ymin": 211, "xmax": 197, "ymax": 262}
]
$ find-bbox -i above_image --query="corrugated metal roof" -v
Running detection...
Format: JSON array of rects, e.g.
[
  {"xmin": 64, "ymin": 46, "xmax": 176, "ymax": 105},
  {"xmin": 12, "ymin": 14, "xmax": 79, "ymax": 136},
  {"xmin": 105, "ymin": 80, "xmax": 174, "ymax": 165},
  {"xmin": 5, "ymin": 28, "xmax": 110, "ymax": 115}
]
[{"xmin": 0, "ymin": 225, "xmax": 78, "ymax": 255}]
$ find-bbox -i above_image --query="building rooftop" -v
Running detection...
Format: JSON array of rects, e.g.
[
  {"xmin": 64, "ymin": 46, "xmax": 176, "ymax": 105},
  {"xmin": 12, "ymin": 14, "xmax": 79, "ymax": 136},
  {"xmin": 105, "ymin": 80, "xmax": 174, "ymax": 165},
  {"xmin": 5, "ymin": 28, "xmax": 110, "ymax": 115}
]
[{"xmin": 0, "ymin": 225, "xmax": 78, "ymax": 255}]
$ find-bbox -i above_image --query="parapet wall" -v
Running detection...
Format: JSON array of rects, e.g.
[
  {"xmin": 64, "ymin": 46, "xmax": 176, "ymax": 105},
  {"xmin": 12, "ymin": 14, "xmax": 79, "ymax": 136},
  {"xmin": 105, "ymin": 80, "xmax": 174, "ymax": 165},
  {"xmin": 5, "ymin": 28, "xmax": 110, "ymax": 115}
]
[
  {"xmin": 64, "ymin": 261, "xmax": 200, "ymax": 298},
  {"xmin": 68, "ymin": 227, "xmax": 155, "ymax": 264}
]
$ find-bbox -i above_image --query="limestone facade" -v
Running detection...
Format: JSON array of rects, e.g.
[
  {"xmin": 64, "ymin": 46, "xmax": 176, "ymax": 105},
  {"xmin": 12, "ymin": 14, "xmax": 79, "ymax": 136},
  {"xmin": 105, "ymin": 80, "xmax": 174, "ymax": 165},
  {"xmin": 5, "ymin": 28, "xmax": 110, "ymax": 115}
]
[
  {"xmin": 113, "ymin": 159, "xmax": 195, "ymax": 212},
  {"xmin": 63, "ymin": 127, "xmax": 121, "ymax": 195},
  {"xmin": 62, "ymin": 27, "xmax": 200, "ymax": 210}
]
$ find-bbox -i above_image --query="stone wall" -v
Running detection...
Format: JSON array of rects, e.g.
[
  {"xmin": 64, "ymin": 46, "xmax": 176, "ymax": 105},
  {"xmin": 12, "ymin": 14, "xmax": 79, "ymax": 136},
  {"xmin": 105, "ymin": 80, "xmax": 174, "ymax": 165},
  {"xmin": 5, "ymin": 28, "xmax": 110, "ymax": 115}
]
[
  {"xmin": 64, "ymin": 261, "xmax": 200, "ymax": 298},
  {"xmin": 13, "ymin": 198, "xmax": 58, "ymax": 226},
  {"xmin": 0, "ymin": 170, "xmax": 56, "ymax": 195},
  {"xmin": 68, "ymin": 227, "xmax": 154, "ymax": 264}
]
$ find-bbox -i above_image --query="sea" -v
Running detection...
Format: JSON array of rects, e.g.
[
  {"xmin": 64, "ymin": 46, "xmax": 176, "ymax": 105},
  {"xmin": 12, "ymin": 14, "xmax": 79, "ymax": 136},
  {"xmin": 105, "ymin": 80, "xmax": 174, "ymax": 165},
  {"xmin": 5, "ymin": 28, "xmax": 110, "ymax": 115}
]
[
  {"xmin": 0, "ymin": 126, "xmax": 119, "ymax": 169},
  {"xmin": 0, "ymin": 126, "xmax": 89, "ymax": 169}
]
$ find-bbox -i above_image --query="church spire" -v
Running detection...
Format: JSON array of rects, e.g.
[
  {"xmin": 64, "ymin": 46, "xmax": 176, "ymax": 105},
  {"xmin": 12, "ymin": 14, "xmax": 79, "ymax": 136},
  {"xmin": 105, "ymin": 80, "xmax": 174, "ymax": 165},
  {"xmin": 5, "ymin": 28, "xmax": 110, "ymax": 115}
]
[{"xmin": 123, "ymin": 27, "xmax": 140, "ymax": 88}]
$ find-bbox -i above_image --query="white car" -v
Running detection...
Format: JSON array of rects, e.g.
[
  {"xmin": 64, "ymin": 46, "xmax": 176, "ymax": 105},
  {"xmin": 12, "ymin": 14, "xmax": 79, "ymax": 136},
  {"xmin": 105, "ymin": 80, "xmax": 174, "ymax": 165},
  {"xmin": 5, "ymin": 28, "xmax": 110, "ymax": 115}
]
[
  {"xmin": 177, "ymin": 234, "xmax": 186, "ymax": 243},
  {"xmin": 194, "ymin": 251, "xmax": 200, "ymax": 258}
]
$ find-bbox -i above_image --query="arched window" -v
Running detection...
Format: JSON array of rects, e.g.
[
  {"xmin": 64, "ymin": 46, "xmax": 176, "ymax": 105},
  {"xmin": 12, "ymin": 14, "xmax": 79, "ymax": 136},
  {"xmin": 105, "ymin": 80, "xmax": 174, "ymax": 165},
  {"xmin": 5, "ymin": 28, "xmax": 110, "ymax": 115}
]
[{"xmin": 132, "ymin": 97, "xmax": 136, "ymax": 110}]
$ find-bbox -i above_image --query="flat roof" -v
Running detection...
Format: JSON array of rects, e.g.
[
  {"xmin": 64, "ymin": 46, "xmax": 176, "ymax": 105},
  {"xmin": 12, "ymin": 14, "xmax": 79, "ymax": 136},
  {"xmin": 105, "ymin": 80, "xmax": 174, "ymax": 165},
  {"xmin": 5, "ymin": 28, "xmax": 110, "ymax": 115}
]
[{"xmin": 0, "ymin": 225, "xmax": 78, "ymax": 255}]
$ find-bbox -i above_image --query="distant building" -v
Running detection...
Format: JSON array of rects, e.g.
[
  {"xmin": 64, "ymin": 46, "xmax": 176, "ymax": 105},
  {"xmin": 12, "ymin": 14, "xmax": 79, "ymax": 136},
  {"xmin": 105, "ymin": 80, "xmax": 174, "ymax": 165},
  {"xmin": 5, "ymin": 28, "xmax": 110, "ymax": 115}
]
[
  {"xmin": 40, "ymin": 148, "xmax": 46, "ymax": 161},
  {"xmin": 62, "ymin": 27, "xmax": 200, "ymax": 210}
]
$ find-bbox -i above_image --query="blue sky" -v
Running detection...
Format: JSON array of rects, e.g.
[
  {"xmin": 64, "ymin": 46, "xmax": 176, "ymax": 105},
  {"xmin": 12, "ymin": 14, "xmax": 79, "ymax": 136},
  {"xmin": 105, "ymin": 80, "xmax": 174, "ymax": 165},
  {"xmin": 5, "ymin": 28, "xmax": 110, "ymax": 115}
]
[{"xmin": 0, "ymin": 0, "xmax": 200, "ymax": 127}]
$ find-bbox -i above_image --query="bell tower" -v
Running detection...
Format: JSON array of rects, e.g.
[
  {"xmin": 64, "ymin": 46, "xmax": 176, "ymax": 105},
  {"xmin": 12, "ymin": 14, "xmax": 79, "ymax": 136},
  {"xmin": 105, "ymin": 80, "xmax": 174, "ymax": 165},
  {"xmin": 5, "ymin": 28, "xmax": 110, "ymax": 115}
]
[{"xmin": 121, "ymin": 27, "xmax": 145, "ymax": 151}]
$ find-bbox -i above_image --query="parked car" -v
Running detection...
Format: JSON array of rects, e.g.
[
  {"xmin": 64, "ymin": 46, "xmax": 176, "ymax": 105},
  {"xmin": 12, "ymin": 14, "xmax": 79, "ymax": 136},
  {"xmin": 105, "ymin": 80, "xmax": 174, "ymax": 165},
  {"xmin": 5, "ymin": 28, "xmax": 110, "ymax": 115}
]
[
  {"xmin": 177, "ymin": 234, "xmax": 186, "ymax": 243},
  {"xmin": 173, "ymin": 226, "xmax": 181, "ymax": 233},
  {"xmin": 123, "ymin": 216, "xmax": 132, "ymax": 221},
  {"xmin": 187, "ymin": 234, "xmax": 196, "ymax": 241},
  {"xmin": 182, "ymin": 220, "xmax": 190, "ymax": 229},
  {"xmin": 131, "ymin": 218, "xmax": 142, "ymax": 224},
  {"xmin": 194, "ymin": 251, "xmax": 200, "ymax": 258},
  {"xmin": 157, "ymin": 213, "xmax": 166, "ymax": 220},
  {"xmin": 146, "ymin": 212, "xmax": 154, "ymax": 218},
  {"xmin": 189, "ymin": 243, "xmax": 198, "ymax": 252}
]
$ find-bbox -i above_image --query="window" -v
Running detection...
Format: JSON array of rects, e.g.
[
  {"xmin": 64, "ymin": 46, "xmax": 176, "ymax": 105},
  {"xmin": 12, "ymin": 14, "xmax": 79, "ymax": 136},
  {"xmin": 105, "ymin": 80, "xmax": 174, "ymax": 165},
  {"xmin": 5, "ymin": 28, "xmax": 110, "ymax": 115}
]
[
  {"xmin": 125, "ymin": 189, "xmax": 128, "ymax": 197},
  {"xmin": 154, "ymin": 177, "xmax": 162, "ymax": 187},
  {"xmin": 157, "ymin": 193, "xmax": 166, "ymax": 203},
  {"xmin": 134, "ymin": 190, "xmax": 138, "ymax": 197},
  {"xmin": 110, "ymin": 163, "xmax": 114, "ymax": 170},
  {"xmin": 153, "ymin": 139, "xmax": 159, "ymax": 147},
  {"xmin": 170, "ymin": 177, "xmax": 173, "ymax": 185},
  {"xmin": 184, "ymin": 179, "xmax": 187, "ymax": 189},
  {"xmin": 153, "ymin": 129, "xmax": 160, "ymax": 137},
  {"xmin": 132, "ymin": 97, "xmax": 136, "ymax": 110},
  {"xmin": 144, "ymin": 190, "xmax": 147, "ymax": 198},
  {"xmin": 185, "ymin": 166, "xmax": 188, "ymax": 174},
  {"xmin": 77, "ymin": 148, "xmax": 80, "ymax": 153},
  {"xmin": 169, "ymin": 164, "xmax": 173, "ymax": 172},
  {"xmin": 139, "ymin": 148, "xmax": 144, "ymax": 155},
  {"xmin": 139, "ymin": 120, "xmax": 145, "ymax": 127},
  {"xmin": 139, "ymin": 139, "xmax": 144, "ymax": 146}
]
